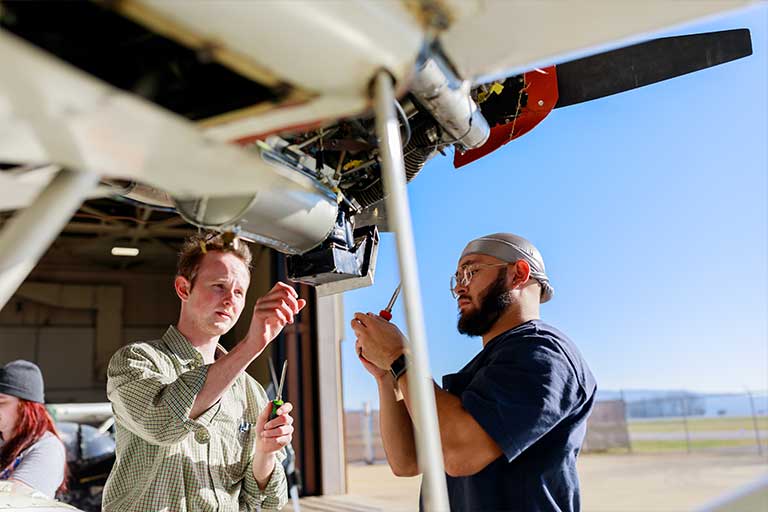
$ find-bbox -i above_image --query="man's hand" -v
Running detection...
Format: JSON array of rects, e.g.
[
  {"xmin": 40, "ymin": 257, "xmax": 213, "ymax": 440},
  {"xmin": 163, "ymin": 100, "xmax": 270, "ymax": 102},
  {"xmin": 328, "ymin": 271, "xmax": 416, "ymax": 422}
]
[
  {"xmin": 246, "ymin": 282, "xmax": 306, "ymax": 351},
  {"xmin": 357, "ymin": 350, "xmax": 388, "ymax": 380},
  {"xmin": 350, "ymin": 312, "xmax": 407, "ymax": 370},
  {"xmin": 251, "ymin": 400, "xmax": 294, "ymax": 488},
  {"xmin": 256, "ymin": 400, "xmax": 294, "ymax": 454}
]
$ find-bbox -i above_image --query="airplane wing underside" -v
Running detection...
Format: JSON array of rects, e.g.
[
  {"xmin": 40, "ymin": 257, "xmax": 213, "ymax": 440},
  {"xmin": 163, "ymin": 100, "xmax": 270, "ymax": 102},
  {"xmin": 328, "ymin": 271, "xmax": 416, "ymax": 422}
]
[{"xmin": 0, "ymin": 0, "xmax": 755, "ymax": 296}]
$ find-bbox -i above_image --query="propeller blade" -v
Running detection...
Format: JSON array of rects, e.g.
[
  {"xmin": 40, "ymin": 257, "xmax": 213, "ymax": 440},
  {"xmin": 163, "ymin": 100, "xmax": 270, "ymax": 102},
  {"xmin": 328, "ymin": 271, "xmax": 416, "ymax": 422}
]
[{"xmin": 555, "ymin": 29, "xmax": 752, "ymax": 108}]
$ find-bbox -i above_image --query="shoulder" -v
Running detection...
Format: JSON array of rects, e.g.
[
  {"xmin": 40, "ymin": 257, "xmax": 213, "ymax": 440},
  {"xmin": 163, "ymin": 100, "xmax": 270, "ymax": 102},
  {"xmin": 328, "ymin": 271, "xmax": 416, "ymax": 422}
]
[
  {"xmin": 488, "ymin": 322, "xmax": 562, "ymax": 358},
  {"xmin": 489, "ymin": 321, "xmax": 589, "ymax": 377},
  {"xmin": 109, "ymin": 339, "xmax": 171, "ymax": 367},
  {"xmin": 14, "ymin": 432, "xmax": 65, "ymax": 498},
  {"xmin": 107, "ymin": 340, "xmax": 179, "ymax": 384},
  {"xmin": 22, "ymin": 431, "xmax": 65, "ymax": 459}
]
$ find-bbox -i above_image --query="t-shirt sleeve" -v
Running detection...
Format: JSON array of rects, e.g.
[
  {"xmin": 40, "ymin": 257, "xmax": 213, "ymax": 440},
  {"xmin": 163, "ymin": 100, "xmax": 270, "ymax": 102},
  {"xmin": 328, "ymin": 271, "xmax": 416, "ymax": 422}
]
[
  {"xmin": 12, "ymin": 434, "xmax": 66, "ymax": 498},
  {"xmin": 460, "ymin": 337, "xmax": 582, "ymax": 462}
]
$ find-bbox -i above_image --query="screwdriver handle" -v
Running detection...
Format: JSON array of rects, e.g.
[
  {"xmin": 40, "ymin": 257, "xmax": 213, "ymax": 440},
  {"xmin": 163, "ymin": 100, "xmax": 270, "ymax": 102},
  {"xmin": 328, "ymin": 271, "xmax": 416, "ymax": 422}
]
[
  {"xmin": 379, "ymin": 309, "xmax": 392, "ymax": 321},
  {"xmin": 269, "ymin": 399, "xmax": 284, "ymax": 421}
]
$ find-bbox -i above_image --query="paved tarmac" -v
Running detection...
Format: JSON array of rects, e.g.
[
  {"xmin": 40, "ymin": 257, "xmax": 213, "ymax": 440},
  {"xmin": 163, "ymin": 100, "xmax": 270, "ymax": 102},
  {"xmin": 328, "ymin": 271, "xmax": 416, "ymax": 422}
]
[{"xmin": 288, "ymin": 452, "xmax": 767, "ymax": 511}]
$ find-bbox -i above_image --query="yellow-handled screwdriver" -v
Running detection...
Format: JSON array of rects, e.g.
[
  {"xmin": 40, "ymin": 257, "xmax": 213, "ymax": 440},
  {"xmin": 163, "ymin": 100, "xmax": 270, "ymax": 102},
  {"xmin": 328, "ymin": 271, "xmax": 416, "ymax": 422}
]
[{"xmin": 269, "ymin": 360, "xmax": 287, "ymax": 421}]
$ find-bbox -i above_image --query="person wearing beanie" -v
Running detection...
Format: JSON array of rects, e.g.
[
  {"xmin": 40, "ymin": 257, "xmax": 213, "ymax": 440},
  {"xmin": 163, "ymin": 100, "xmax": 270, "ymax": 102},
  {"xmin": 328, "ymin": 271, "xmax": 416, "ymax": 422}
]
[
  {"xmin": 352, "ymin": 233, "xmax": 596, "ymax": 512},
  {"xmin": 0, "ymin": 360, "xmax": 67, "ymax": 498}
]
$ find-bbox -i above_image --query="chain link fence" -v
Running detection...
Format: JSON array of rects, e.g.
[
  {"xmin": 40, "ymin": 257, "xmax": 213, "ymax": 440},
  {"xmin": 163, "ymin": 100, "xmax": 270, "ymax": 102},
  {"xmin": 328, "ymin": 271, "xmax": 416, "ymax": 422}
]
[
  {"xmin": 345, "ymin": 391, "xmax": 768, "ymax": 463},
  {"xmin": 622, "ymin": 391, "xmax": 768, "ymax": 455}
]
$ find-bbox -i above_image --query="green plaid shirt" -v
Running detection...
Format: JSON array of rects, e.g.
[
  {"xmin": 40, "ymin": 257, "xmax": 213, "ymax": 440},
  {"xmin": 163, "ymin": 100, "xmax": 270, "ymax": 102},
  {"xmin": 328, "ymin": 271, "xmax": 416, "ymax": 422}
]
[{"xmin": 103, "ymin": 326, "xmax": 287, "ymax": 511}]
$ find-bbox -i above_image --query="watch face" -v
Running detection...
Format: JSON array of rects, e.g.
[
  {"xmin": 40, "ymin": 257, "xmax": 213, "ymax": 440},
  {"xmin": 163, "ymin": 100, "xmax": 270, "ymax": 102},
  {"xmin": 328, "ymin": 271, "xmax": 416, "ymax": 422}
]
[{"xmin": 390, "ymin": 354, "xmax": 407, "ymax": 380}]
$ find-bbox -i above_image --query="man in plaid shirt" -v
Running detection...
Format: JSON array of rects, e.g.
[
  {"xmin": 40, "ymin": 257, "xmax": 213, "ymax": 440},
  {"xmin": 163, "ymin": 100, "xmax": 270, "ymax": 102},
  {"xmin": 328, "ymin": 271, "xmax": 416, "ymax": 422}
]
[{"xmin": 103, "ymin": 233, "xmax": 305, "ymax": 511}]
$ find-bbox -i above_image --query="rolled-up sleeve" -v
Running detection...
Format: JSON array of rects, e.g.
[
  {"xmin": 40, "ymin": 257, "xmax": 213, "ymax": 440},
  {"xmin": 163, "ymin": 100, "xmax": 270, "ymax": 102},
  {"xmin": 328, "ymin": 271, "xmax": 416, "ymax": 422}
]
[
  {"xmin": 107, "ymin": 343, "xmax": 218, "ymax": 446},
  {"xmin": 240, "ymin": 453, "xmax": 288, "ymax": 511}
]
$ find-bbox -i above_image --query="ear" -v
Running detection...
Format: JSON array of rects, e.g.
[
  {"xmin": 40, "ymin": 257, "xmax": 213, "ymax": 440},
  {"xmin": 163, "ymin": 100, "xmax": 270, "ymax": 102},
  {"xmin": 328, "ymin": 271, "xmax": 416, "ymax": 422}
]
[
  {"xmin": 174, "ymin": 275, "xmax": 192, "ymax": 302},
  {"xmin": 508, "ymin": 260, "xmax": 531, "ymax": 289}
]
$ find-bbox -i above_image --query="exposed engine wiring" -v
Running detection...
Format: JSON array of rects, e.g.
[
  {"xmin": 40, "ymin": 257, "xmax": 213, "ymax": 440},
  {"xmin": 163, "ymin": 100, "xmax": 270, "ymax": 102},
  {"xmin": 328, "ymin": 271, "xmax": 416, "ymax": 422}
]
[
  {"xmin": 341, "ymin": 158, "xmax": 377, "ymax": 175},
  {"xmin": 394, "ymin": 99, "xmax": 412, "ymax": 147},
  {"xmin": 293, "ymin": 127, "xmax": 339, "ymax": 149},
  {"xmin": 334, "ymin": 150, "xmax": 347, "ymax": 182}
]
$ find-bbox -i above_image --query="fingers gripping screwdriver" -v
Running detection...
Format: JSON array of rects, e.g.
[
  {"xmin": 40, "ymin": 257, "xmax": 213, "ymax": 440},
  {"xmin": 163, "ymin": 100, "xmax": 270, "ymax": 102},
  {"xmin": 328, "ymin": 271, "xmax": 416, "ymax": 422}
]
[
  {"xmin": 381, "ymin": 283, "xmax": 405, "ymax": 401},
  {"xmin": 356, "ymin": 283, "xmax": 402, "ymax": 358},
  {"xmin": 269, "ymin": 360, "xmax": 287, "ymax": 421}
]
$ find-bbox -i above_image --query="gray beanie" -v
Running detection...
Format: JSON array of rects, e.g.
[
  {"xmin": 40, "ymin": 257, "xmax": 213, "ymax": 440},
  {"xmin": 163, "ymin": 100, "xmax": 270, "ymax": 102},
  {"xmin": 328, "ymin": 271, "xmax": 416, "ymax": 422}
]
[
  {"xmin": 461, "ymin": 233, "xmax": 554, "ymax": 303},
  {"xmin": 0, "ymin": 360, "xmax": 45, "ymax": 403}
]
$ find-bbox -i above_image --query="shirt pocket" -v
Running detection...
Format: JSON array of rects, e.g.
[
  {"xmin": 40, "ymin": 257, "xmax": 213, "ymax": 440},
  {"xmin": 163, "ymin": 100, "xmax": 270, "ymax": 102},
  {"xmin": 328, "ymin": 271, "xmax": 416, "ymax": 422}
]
[{"xmin": 214, "ymin": 412, "xmax": 255, "ymax": 484}]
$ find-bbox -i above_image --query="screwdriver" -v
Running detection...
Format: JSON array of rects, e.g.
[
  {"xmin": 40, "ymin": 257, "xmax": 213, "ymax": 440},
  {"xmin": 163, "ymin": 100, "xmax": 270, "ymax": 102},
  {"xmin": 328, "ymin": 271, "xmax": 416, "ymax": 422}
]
[
  {"xmin": 379, "ymin": 283, "xmax": 402, "ymax": 321},
  {"xmin": 269, "ymin": 360, "xmax": 287, "ymax": 421}
]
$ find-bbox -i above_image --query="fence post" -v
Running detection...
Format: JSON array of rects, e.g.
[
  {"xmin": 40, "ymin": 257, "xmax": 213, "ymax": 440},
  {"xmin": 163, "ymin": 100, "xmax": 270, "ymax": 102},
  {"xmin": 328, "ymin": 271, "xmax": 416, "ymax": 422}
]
[
  {"xmin": 681, "ymin": 397, "xmax": 692, "ymax": 454},
  {"xmin": 746, "ymin": 391, "xmax": 764, "ymax": 456},
  {"xmin": 620, "ymin": 390, "xmax": 633, "ymax": 454},
  {"xmin": 362, "ymin": 401, "xmax": 374, "ymax": 464}
]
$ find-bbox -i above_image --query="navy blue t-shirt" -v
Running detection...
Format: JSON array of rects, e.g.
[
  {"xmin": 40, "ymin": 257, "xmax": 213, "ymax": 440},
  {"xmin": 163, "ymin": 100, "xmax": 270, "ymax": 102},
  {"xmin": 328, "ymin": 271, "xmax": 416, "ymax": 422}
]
[{"xmin": 438, "ymin": 320, "xmax": 596, "ymax": 512}]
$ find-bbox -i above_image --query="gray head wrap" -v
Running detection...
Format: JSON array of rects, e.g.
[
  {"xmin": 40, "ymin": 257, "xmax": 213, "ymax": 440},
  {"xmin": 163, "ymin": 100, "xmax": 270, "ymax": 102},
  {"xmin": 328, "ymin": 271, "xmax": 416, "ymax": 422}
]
[{"xmin": 461, "ymin": 233, "xmax": 554, "ymax": 303}]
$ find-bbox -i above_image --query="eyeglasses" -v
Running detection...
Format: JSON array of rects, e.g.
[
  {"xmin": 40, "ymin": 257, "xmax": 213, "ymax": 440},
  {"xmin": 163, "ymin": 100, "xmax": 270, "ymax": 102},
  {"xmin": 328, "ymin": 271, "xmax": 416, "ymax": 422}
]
[{"xmin": 450, "ymin": 263, "xmax": 508, "ymax": 298}]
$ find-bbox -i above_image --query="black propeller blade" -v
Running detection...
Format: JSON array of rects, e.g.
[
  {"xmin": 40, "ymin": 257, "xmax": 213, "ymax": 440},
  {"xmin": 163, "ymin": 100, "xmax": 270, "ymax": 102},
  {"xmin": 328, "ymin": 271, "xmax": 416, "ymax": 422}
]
[{"xmin": 554, "ymin": 29, "xmax": 752, "ymax": 108}]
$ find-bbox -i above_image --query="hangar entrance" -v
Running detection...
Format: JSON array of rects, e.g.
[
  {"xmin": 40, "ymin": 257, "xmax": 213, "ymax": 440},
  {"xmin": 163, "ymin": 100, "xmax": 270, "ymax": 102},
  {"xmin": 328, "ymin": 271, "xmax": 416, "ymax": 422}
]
[{"xmin": 0, "ymin": 199, "xmax": 347, "ymax": 498}]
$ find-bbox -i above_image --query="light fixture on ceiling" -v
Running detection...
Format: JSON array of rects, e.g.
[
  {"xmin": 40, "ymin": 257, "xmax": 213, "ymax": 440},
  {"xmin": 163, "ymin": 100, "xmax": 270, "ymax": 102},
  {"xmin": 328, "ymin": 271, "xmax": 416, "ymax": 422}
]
[{"xmin": 111, "ymin": 247, "xmax": 139, "ymax": 257}]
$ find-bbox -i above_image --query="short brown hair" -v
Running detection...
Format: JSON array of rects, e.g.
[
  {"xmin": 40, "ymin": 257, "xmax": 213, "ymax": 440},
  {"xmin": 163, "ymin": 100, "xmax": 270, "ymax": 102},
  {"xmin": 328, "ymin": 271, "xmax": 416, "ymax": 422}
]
[{"xmin": 177, "ymin": 232, "xmax": 252, "ymax": 286}]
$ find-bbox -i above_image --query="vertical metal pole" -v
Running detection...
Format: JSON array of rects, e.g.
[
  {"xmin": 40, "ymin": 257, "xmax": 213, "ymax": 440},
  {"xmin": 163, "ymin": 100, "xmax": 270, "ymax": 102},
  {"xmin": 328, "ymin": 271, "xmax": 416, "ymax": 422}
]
[
  {"xmin": 681, "ymin": 397, "xmax": 692, "ymax": 454},
  {"xmin": 620, "ymin": 390, "xmax": 633, "ymax": 454},
  {"xmin": 372, "ymin": 71, "xmax": 450, "ymax": 512},
  {"xmin": 362, "ymin": 401, "xmax": 374, "ymax": 465},
  {"xmin": 0, "ymin": 169, "xmax": 98, "ymax": 310},
  {"xmin": 747, "ymin": 391, "xmax": 764, "ymax": 456}
]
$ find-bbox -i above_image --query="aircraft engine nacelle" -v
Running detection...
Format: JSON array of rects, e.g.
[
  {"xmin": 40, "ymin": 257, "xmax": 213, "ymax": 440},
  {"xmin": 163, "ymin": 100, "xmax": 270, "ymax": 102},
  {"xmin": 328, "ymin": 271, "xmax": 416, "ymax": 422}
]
[{"xmin": 172, "ymin": 139, "xmax": 379, "ymax": 296}]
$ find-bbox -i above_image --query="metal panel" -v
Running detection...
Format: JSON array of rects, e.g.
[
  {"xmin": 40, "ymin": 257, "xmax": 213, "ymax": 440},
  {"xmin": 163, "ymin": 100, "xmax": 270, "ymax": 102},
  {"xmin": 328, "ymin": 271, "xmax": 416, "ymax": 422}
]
[
  {"xmin": 0, "ymin": 31, "xmax": 338, "ymax": 201},
  {"xmin": 316, "ymin": 294, "xmax": 346, "ymax": 494},
  {"xmin": 135, "ymin": 0, "xmax": 423, "ymax": 97},
  {"xmin": 439, "ymin": 0, "xmax": 753, "ymax": 85}
]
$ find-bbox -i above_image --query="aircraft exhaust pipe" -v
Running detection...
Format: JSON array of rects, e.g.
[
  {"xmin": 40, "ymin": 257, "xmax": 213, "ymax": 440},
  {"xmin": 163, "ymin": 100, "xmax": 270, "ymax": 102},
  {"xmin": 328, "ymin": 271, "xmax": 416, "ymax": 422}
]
[
  {"xmin": 410, "ymin": 52, "xmax": 490, "ymax": 150},
  {"xmin": 174, "ymin": 146, "xmax": 339, "ymax": 255}
]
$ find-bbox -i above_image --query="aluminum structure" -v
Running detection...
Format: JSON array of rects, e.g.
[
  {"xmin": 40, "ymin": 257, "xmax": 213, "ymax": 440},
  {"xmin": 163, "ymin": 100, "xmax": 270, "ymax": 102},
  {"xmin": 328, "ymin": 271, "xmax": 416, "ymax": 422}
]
[{"xmin": 373, "ymin": 71, "xmax": 450, "ymax": 511}]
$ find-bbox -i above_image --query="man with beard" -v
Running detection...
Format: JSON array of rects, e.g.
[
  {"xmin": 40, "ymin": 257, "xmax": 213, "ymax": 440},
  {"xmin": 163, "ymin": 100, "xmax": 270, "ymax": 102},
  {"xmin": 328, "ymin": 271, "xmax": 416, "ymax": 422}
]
[{"xmin": 352, "ymin": 233, "xmax": 596, "ymax": 512}]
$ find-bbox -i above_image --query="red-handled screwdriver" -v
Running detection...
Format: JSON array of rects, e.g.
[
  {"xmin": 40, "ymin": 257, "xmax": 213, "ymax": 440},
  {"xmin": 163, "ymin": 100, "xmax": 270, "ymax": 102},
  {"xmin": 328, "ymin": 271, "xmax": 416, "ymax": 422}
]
[{"xmin": 379, "ymin": 283, "xmax": 402, "ymax": 321}]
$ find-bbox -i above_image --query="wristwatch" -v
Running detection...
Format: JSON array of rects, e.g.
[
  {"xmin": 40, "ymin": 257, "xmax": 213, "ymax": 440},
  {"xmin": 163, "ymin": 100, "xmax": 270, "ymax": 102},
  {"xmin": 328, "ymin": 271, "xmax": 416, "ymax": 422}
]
[{"xmin": 389, "ymin": 354, "xmax": 407, "ymax": 381}]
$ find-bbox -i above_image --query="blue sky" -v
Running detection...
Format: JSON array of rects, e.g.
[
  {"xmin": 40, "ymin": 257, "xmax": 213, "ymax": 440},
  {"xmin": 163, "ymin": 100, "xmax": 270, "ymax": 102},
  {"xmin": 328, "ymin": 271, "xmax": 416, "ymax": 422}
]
[{"xmin": 341, "ymin": 6, "xmax": 768, "ymax": 410}]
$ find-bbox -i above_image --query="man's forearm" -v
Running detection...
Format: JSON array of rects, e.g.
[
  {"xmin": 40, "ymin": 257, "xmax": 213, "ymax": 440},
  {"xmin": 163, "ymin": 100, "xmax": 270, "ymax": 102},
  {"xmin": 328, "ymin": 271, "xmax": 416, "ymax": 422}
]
[
  {"xmin": 398, "ymin": 375, "xmax": 501, "ymax": 476},
  {"xmin": 190, "ymin": 340, "xmax": 262, "ymax": 419},
  {"xmin": 376, "ymin": 375, "xmax": 419, "ymax": 476},
  {"xmin": 252, "ymin": 452, "xmax": 276, "ymax": 490}
]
